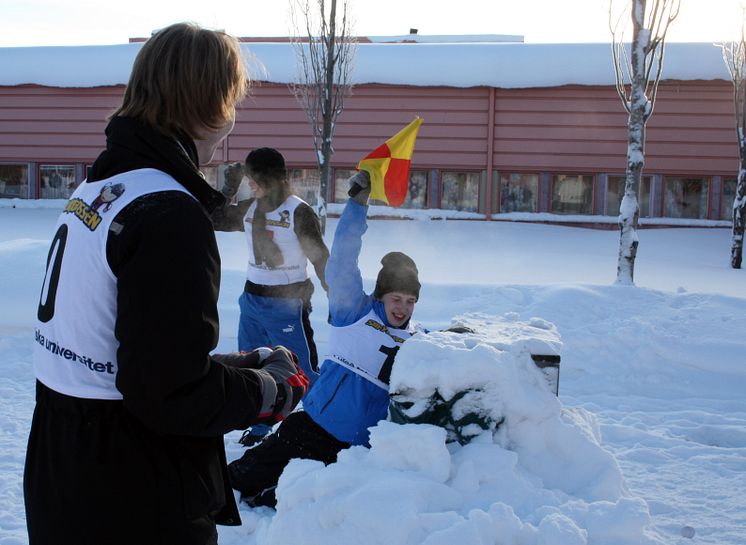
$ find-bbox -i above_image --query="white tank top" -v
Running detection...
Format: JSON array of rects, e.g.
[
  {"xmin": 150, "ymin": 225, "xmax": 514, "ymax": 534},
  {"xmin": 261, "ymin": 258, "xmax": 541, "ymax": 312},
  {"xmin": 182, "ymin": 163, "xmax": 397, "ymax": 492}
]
[
  {"xmin": 243, "ymin": 195, "xmax": 309, "ymax": 285},
  {"xmin": 325, "ymin": 308, "xmax": 417, "ymax": 390},
  {"xmin": 33, "ymin": 168, "xmax": 192, "ymax": 399}
]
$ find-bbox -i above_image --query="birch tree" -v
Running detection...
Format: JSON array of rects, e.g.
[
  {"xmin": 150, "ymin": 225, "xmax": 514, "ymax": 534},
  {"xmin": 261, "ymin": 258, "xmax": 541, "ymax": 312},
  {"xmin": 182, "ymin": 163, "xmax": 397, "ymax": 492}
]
[
  {"xmin": 721, "ymin": 10, "xmax": 746, "ymax": 268},
  {"xmin": 610, "ymin": 0, "xmax": 680, "ymax": 284},
  {"xmin": 290, "ymin": 0, "xmax": 356, "ymax": 233}
]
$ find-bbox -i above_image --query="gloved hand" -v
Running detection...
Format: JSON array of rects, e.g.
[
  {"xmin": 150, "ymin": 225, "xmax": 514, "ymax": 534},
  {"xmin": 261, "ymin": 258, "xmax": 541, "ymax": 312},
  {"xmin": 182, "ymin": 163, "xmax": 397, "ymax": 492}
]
[
  {"xmin": 251, "ymin": 346, "xmax": 309, "ymax": 425},
  {"xmin": 347, "ymin": 170, "xmax": 371, "ymax": 205},
  {"xmin": 212, "ymin": 347, "xmax": 273, "ymax": 369},
  {"xmin": 221, "ymin": 162, "xmax": 245, "ymax": 200}
]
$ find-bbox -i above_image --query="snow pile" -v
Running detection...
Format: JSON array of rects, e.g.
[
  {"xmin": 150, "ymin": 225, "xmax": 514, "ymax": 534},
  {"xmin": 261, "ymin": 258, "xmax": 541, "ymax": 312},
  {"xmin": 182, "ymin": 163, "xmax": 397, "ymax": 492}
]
[
  {"xmin": 389, "ymin": 314, "xmax": 562, "ymax": 444},
  {"xmin": 234, "ymin": 314, "xmax": 661, "ymax": 545},
  {"xmin": 2, "ymin": 205, "xmax": 745, "ymax": 545}
]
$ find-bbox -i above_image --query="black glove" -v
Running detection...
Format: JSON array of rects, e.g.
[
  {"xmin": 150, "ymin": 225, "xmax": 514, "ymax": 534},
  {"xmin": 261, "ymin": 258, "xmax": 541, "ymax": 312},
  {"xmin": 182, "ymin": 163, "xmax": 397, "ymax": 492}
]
[
  {"xmin": 347, "ymin": 170, "xmax": 371, "ymax": 205},
  {"xmin": 251, "ymin": 346, "xmax": 309, "ymax": 425},
  {"xmin": 221, "ymin": 162, "xmax": 245, "ymax": 200}
]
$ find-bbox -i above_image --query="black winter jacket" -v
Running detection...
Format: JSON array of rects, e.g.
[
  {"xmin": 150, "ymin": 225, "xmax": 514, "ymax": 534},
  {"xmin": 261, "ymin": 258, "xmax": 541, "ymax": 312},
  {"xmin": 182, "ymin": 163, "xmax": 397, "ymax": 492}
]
[{"xmin": 24, "ymin": 117, "xmax": 265, "ymax": 545}]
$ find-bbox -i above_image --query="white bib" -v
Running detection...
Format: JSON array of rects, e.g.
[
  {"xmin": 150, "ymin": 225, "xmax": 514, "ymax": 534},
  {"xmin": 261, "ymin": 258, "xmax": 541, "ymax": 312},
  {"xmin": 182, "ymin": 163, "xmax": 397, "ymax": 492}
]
[
  {"xmin": 33, "ymin": 169, "xmax": 192, "ymax": 399},
  {"xmin": 243, "ymin": 195, "xmax": 309, "ymax": 285},
  {"xmin": 325, "ymin": 309, "xmax": 417, "ymax": 390}
]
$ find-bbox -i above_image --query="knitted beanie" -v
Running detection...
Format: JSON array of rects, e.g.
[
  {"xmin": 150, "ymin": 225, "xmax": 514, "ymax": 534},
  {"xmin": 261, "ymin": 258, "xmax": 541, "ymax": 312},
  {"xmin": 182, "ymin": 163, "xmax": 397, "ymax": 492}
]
[{"xmin": 373, "ymin": 251, "xmax": 421, "ymax": 300}]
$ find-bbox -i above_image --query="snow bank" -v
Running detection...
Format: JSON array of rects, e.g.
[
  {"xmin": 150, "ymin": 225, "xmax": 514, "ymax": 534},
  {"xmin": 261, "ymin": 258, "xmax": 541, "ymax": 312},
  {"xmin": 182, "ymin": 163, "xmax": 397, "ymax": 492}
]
[{"xmin": 237, "ymin": 314, "xmax": 662, "ymax": 545}]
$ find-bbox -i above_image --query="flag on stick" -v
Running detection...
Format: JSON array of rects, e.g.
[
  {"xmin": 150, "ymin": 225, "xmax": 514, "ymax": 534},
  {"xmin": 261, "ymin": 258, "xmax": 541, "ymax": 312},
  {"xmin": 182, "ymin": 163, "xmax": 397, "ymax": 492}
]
[{"xmin": 357, "ymin": 117, "xmax": 423, "ymax": 207}]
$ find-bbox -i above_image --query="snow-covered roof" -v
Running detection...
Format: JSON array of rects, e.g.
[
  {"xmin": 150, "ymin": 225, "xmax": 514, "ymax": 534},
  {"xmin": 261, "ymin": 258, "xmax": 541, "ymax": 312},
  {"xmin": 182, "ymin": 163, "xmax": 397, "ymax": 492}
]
[
  {"xmin": 0, "ymin": 41, "xmax": 730, "ymax": 89},
  {"xmin": 365, "ymin": 33, "xmax": 525, "ymax": 43}
]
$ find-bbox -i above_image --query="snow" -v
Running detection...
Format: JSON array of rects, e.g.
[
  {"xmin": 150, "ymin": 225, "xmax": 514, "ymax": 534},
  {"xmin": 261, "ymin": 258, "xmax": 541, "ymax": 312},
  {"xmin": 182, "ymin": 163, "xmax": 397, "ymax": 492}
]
[
  {"xmin": 365, "ymin": 34, "xmax": 525, "ymax": 43},
  {"xmin": 1, "ymin": 200, "xmax": 746, "ymax": 545},
  {"xmin": 0, "ymin": 41, "xmax": 730, "ymax": 89}
]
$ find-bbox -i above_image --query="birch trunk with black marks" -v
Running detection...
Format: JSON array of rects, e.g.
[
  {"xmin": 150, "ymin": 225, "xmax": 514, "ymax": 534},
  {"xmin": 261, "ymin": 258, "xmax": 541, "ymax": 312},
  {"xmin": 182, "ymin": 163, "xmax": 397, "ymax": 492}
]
[
  {"xmin": 610, "ymin": 0, "xmax": 679, "ymax": 284},
  {"xmin": 722, "ymin": 28, "xmax": 746, "ymax": 268},
  {"xmin": 616, "ymin": 14, "xmax": 648, "ymax": 285},
  {"xmin": 733, "ymin": 157, "xmax": 746, "ymax": 268}
]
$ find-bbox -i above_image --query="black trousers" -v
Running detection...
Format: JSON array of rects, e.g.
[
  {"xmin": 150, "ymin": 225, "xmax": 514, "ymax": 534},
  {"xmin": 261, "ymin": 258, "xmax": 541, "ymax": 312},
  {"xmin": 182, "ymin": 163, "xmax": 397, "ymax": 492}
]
[
  {"xmin": 227, "ymin": 411, "xmax": 349, "ymax": 508},
  {"xmin": 24, "ymin": 382, "xmax": 221, "ymax": 545}
]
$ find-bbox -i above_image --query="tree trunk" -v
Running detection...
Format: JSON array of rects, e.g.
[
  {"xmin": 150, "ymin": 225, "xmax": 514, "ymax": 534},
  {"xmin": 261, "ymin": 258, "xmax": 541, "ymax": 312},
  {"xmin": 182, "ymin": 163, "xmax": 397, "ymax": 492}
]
[
  {"xmin": 318, "ymin": 153, "xmax": 331, "ymax": 234},
  {"xmin": 315, "ymin": 0, "xmax": 337, "ymax": 235},
  {"xmin": 731, "ymin": 150, "xmax": 746, "ymax": 268},
  {"xmin": 616, "ymin": 1, "xmax": 649, "ymax": 285},
  {"xmin": 616, "ymin": 157, "xmax": 642, "ymax": 284},
  {"xmin": 291, "ymin": 0, "xmax": 355, "ymax": 235},
  {"xmin": 617, "ymin": 104, "xmax": 645, "ymax": 285}
]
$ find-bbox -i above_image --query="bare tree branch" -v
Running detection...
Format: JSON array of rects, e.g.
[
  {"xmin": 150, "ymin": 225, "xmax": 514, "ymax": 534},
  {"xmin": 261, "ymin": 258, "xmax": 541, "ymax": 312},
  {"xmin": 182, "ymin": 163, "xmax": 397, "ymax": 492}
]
[{"xmin": 289, "ymin": 0, "xmax": 357, "ymax": 233}]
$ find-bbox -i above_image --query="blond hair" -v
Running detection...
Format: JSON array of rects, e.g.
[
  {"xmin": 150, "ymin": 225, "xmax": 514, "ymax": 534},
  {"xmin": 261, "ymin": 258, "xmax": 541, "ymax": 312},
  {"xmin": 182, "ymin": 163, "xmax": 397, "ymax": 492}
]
[{"xmin": 112, "ymin": 23, "xmax": 248, "ymax": 139}]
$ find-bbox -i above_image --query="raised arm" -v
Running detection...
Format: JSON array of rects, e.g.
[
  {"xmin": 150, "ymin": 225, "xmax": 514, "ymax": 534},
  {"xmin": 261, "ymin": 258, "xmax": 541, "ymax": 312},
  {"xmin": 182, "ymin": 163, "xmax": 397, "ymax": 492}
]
[
  {"xmin": 326, "ymin": 198, "xmax": 371, "ymax": 326},
  {"xmin": 210, "ymin": 162, "xmax": 250, "ymax": 231}
]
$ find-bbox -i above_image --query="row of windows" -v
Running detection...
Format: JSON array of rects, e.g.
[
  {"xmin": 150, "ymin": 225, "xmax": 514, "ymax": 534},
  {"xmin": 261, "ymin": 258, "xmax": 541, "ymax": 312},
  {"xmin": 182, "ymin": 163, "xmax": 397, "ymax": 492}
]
[
  {"xmin": 0, "ymin": 163, "xmax": 228, "ymax": 200},
  {"xmin": 1, "ymin": 162, "xmax": 738, "ymax": 221},
  {"xmin": 498, "ymin": 173, "xmax": 737, "ymax": 220},
  {"xmin": 0, "ymin": 163, "xmax": 78, "ymax": 200}
]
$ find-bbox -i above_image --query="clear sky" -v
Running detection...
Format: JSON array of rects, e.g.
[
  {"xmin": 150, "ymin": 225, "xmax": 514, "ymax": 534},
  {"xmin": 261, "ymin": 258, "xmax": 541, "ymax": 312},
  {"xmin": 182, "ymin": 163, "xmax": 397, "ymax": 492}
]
[{"xmin": 0, "ymin": 0, "xmax": 742, "ymax": 47}]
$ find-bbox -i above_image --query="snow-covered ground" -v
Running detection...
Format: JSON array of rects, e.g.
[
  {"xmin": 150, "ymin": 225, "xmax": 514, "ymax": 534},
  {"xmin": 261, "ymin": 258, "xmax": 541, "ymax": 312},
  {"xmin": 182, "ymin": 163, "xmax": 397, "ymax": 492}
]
[{"xmin": 1, "ymin": 200, "xmax": 745, "ymax": 545}]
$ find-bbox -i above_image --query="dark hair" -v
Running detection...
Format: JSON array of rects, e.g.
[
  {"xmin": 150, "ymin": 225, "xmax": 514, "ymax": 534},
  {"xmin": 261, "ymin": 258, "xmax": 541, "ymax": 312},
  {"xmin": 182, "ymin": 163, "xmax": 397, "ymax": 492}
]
[
  {"xmin": 373, "ymin": 252, "xmax": 421, "ymax": 300},
  {"xmin": 111, "ymin": 22, "xmax": 248, "ymax": 139},
  {"xmin": 245, "ymin": 147, "xmax": 291, "ymax": 202}
]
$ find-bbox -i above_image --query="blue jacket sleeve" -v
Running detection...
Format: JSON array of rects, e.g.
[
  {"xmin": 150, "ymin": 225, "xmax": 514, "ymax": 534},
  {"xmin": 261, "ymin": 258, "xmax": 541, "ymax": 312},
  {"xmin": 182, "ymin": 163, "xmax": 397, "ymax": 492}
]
[{"xmin": 326, "ymin": 200, "xmax": 372, "ymax": 326}]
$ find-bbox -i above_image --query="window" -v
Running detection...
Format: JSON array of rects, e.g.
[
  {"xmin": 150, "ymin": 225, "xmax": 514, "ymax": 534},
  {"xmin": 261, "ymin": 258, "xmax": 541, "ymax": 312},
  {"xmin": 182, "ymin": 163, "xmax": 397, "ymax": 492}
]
[
  {"xmin": 499, "ymin": 173, "xmax": 538, "ymax": 213},
  {"xmin": 664, "ymin": 177, "xmax": 709, "ymax": 219},
  {"xmin": 289, "ymin": 168, "xmax": 321, "ymax": 206},
  {"xmin": 0, "ymin": 164, "xmax": 30, "ymax": 199},
  {"xmin": 440, "ymin": 171, "xmax": 480, "ymax": 212},
  {"xmin": 721, "ymin": 178, "xmax": 737, "ymax": 221},
  {"xmin": 402, "ymin": 171, "xmax": 428, "ymax": 209},
  {"xmin": 336, "ymin": 169, "xmax": 429, "ymax": 208},
  {"xmin": 607, "ymin": 176, "xmax": 652, "ymax": 217},
  {"xmin": 334, "ymin": 169, "xmax": 357, "ymax": 203},
  {"xmin": 551, "ymin": 175, "xmax": 594, "ymax": 215},
  {"xmin": 212, "ymin": 163, "xmax": 251, "ymax": 201},
  {"xmin": 202, "ymin": 166, "xmax": 219, "ymax": 190},
  {"xmin": 39, "ymin": 165, "xmax": 77, "ymax": 199}
]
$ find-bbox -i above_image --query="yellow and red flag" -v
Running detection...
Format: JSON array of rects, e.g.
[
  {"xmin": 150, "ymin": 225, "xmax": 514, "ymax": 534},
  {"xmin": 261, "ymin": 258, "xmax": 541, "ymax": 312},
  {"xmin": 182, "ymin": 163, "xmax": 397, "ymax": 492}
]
[{"xmin": 357, "ymin": 117, "xmax": 423, "ymax": 207}]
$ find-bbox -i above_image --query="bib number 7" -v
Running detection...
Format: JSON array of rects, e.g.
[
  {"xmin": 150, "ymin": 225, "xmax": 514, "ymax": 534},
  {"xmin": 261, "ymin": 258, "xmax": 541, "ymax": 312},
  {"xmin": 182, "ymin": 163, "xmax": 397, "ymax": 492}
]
[{"xmin": 377, "ymin": 345, "xmax": 400, "ymax": 385}]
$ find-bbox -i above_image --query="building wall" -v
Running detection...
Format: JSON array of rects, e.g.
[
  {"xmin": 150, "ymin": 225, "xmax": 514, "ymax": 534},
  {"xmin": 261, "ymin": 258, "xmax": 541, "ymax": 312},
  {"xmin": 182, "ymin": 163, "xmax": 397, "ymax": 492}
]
[
  {"xmin": 232, "ymin": 84, "xmax": 491, "ymax": 170},
  {"xmin": 0, "ymin": 80, "xmax": 738, "ymax": 220},
  {"xmin": 491, "ymin": 83, "xmax": 736, "ymax": 175},
  {"xmin": 0, "ymin": 85, "xmax": 120, "ymax": 163}
]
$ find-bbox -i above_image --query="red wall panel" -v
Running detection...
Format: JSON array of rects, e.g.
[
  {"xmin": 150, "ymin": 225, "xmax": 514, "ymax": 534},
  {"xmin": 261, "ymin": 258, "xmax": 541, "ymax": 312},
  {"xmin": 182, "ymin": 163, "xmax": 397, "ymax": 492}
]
[
  {"xmin": 491, "ymin": 83, "xmax": 737, "ymax": 176},
  {"xmin": 0, "ymin": 85, "xmax": 116, "ymax": 162},
  {"xmin": 0, "ymin": 81, "xmax": 738, "ymax": 179}
]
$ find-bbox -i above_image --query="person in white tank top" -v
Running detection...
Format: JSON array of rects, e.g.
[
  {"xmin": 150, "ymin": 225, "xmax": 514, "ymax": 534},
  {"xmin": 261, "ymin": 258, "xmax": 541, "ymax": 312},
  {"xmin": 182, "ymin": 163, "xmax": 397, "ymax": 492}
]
[{"xmin": 211, "ymin": 147, "xmax": 329, "ymax": 445}]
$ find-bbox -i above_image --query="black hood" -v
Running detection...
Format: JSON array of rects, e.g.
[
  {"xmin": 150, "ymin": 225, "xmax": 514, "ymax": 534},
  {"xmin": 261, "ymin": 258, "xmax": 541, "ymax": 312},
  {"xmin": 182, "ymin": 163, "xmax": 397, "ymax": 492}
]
[{"xmin": 87, "ymin": 116, "xmax": 226, "ymax": 213}]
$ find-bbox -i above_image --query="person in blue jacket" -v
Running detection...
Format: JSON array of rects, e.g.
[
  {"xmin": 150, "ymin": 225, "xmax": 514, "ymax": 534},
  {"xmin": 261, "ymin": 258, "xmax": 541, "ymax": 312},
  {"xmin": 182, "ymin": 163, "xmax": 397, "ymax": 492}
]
[{"xmin": 227, "ymin": 169, "xmax": 422, "ymax": 508}]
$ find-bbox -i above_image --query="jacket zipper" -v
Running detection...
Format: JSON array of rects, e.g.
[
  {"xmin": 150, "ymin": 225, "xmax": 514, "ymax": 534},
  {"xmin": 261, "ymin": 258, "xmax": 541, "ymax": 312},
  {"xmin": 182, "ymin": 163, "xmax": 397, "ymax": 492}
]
[{"xmin": 319, "ymin": 374, "xmax": 348, "ymax": 413}]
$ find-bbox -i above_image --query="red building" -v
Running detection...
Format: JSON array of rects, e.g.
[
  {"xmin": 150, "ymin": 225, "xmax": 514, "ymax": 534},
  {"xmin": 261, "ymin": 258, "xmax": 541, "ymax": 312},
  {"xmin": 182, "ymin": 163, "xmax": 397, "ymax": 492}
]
[{"xmin": 0, "ymin": 39, "xmax": 737, "ymax": 223}]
